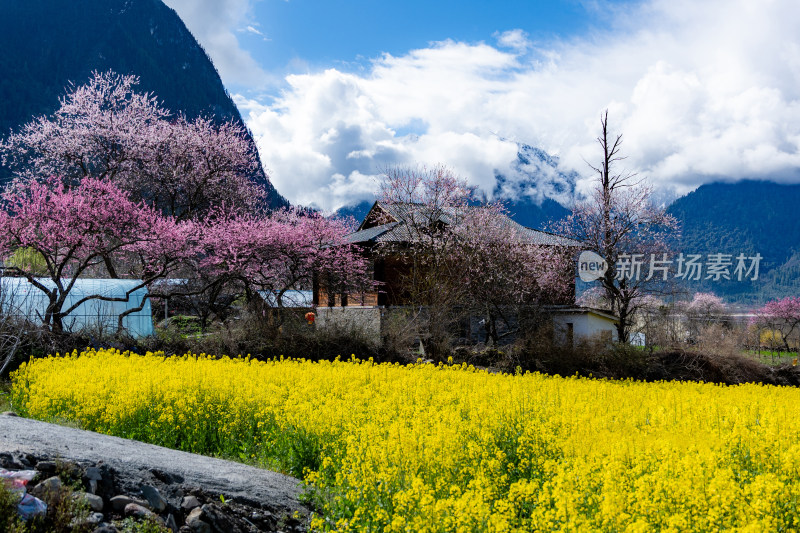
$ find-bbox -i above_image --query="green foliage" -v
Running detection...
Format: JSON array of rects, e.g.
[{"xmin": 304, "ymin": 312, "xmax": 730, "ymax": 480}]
[
  {"xmin": 116, "ymin": 517, "xmax": 171, "ymax": 533},
  {"xmin": 0, "ymin": 381, "xmax": 12, "ymax": 412},
  {"xmin": 37, "ymin": 483, "xmax": 90, "ymax": 533},
  {"xmin": 5, "ymin": 247, "xmax": 48, "ymax": 276},
  {"xmin": 158, "ymin": 315, "xmax": 202, "ymax": 338},
  {"xmin": 0, "ymin": 481, "xmax": 24, "ymax": 532},
  {"xmin": 0, "ymin": 478, "xmax": 92, "ymax": 533}
]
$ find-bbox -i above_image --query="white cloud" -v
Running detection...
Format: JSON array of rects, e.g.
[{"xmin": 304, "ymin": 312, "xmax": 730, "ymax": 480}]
[
  {"xmin": 242, "ymin": 25, "xmax": 264, "ymax": 37},
  {"xmin": 495, "ymin": 29, "xmax": 530, "ymax": 52},
  {"xmin": 237, "ymin": 0, "xmax": 800, "ymax": 210},
  {"xmin": 162, "ymin": 0, "xmax": 271, "ymax": 87}
]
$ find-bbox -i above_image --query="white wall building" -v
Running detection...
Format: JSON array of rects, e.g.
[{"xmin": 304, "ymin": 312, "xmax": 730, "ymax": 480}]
[{"xmin": 551, "ymin": 306, "xmax": 619, "ymax": 345}]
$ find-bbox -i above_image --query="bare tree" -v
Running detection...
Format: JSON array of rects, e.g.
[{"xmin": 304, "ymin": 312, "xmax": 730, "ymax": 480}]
[
  {"xmin": 557, "ymin": 111, "xmax": 679, "ymax": 342},
  {"xmin": 376, "ymin": 166, "xmax": 473, "ymax": 356}
]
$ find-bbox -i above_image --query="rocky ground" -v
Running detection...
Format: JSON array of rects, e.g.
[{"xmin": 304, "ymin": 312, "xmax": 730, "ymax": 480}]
[{"xmin": 0, "ymin": 414, "xmax": 310, "ymax": 532}]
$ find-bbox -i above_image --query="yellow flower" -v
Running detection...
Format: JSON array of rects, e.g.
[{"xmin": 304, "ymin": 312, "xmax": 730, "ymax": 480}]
[{"xmin": 10, "ymin": 349, "xmax": 800, "ymax": 532}]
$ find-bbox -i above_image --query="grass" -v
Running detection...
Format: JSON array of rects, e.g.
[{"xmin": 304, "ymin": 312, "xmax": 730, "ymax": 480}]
[
  {"xmin": 0, "ymin": 380, "xmax": 13, "ymax": 412},
  {"xmin": 636, "ymin": 344, "xmax": 798, "ymax": 367},
  {"xmin": 745, "ymin": 349, "xmax": 798, "ymax": 365}
]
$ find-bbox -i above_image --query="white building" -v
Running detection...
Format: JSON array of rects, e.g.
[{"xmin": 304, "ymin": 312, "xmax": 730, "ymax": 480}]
[{"xmin": 550, "ymin": 306, "xmax": 619, "ymax": 345}]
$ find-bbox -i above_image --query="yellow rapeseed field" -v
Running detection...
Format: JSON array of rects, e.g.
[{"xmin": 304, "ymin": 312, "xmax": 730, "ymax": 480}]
[{"xmin": 10, "ymin": 348, "xmax": 800, "ymax": 532}]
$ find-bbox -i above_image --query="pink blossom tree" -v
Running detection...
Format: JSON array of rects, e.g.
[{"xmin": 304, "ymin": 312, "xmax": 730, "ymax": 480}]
[
  {"xmin": 685, "ymin": 292, "xmax": 727, "ymax": 320},
  {"xmin": 131, "ymin": 115, "xmax": 263, "ymax": 219},
  {"xmin": 751, "ymin": 297, "xmax": 800, "ymax": 353},
  {"xmin": 0, "ymin": 177, "xmax": 196, "ymax": 334},
  {"xmin": 374, "ymin": 166, "xmax": 477, "ymax": 355},
  {"xmin": 0, "ymin": 70, "xmax": 264, "ymax": 220},
  {"xmin": 576, "ymin": 286, "xmax": 610, "ymax": 309},
  {"xmin": 555, "ymin": 111, "xmax": 679, "ymax": 342},
  {"xmin": 200, "ymin": 208, "xmax": 371, "ymax": 325},
  {"xmin": 375, "ymin": 166, "xmax": 471, "ymax": 301},
  {"xmin": 377, "ymin": 165, "xmax": 573, "ymax": 351},
  {"xmin": 453, "ymin": 203, "xmax": 574, "ymax": 344},
  {"xmin": 378, "ymin": 164, "xmax": 474, "ymax": 230}
]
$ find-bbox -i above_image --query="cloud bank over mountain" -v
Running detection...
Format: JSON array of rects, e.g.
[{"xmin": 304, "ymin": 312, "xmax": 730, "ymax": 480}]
[
  {"xmin": 224, "ymin": 0, "xmax": 800, "ymax": 211},
  {"xmin": 162, "ymin": 0, "xmax": 272, "ymax": 87}
]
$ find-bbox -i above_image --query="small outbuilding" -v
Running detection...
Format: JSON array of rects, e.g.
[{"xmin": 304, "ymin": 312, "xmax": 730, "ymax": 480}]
[{"xmin": 549, "ymin": 306, "xmax": 619, "ymax": 345}]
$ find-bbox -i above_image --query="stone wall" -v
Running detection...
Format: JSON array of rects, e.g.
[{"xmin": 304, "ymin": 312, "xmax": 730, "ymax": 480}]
[{"xmin": 315, "ymin": 306, "xmax": 383, "ymax": 344}]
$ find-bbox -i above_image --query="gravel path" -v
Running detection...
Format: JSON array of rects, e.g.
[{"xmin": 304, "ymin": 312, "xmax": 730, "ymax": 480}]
[{"xmin": 0, "ymin": 414, "xmax": 306, "ymax": 515}]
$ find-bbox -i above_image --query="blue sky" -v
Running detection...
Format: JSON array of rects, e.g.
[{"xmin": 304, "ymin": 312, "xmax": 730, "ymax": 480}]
[
  {"xmin": 245, "ymin": 1, "xmax": 606, "ymax": 76},
  {"xmin": 164, "ymin": 0, "xmax": 800, "ymax": 211}
]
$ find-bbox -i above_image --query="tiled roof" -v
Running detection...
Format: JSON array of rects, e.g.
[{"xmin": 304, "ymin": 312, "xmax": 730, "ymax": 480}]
[
  {"xmin": 347, "ymin": 202, "xmax": 580, "ymax": 247},
  {"xmin": 345, "ymin": 222, "xmax": 401, "ymax": 244}
]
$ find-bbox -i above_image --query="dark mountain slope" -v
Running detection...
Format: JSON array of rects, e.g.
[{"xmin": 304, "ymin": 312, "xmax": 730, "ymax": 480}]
[
  {"xmin": 0, "ymin": 0, "xmax": 287, "ymax": 208},
  {"xmin": 497, "ymin": 196, "xmax": 570, "ymax": 231},
  {"xmin": 666, "ymin": 180, "xmax": 800, "ymax": 302}
]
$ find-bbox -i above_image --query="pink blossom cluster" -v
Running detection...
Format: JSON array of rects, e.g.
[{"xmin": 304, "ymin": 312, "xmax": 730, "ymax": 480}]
[
  {"xmin": 0, "ymin": 70, "xmax": 372, "ymax": 334},
  {"xmin": 0, "ymin": 71, "xmax": 263, "ymax": 220},
  {"xmin": 0, "ymin": 177, "xmax": 368, "ymax": 333},
  {"xmin": 0, "ymin": 177, "xmax": 195, "ymax": 331},
  {"xmin": 751, "ymin": 297, "xmax": 800, "ymax": 344},
  {"xmin": 377, "ymin": 166, "xmax": 574, "ymax": 318},
  {"xmin": 684, "ymin": 292, "xmax": 727, "ymax": 318},
  {"xmin": 201, "ymin": 208, "xmax": 371, "ymax": 302},
  {"xmin": 754, "ymin": 296, "xmax": 800, "ymax": 322},
  {"xmin": 453, "ymin": 204, "xmax": 573, "ymax": 306}
]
